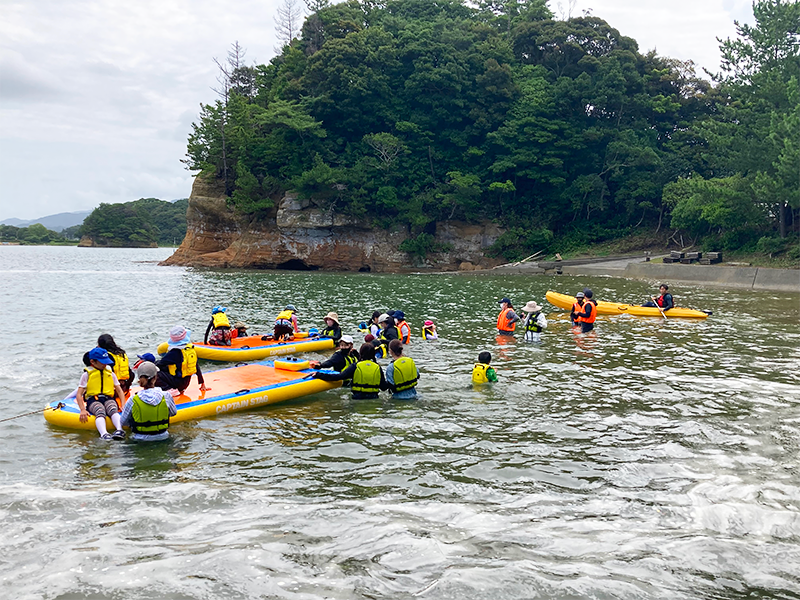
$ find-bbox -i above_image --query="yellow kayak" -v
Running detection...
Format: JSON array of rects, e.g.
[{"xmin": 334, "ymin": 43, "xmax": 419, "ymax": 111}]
[
  {"xmin": 546, "ymin": 291, "xmax": 710, "ymax": 319},
  {"xmin": 44, "ymin": 359, "xmax": 341, "ymax": 431},
  {"xmin": 156, "ymin": 332, "xmax": 334, "ymax": 362}
]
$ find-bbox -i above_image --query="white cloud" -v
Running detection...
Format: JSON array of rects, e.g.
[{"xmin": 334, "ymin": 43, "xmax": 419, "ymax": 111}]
[{"xmin": 0, "ymin": 0, "xmax": 751, "ymax": 220}]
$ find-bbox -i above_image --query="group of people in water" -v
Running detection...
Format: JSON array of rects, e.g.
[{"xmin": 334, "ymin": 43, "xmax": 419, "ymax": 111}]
[{"xmin": 74, "ymin": 284, "xmax": 675, "ymax": 442}]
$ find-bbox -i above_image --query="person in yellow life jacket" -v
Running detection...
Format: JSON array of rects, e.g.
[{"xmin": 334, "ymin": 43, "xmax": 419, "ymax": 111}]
[
  {"xmin": 496, "ymin": 297, "xmax": 520, "ymax": 335},
  {"xmin": 472, "ymin": 351, "xmax": 498, "ymax": 383},
  {"xmin": 204, "ymin": 305, "xmax": 232, "ymax": 346},
  {"xmin": 156, "ymin": 325, "xmax": 209, "ymax": 394},
  {"xmin": 393, "ymin": 311, "xmax": 412, "ymax": 344},
  {"xmin": 421, "ymin": 319, "xmax": 438, "ymax": 340},
  {"xmin": 274, "ymin": 305, "xmax": 299, "ymax": 341},
  {"xmin": 312, "ymin": 343, "xmax": 389, "ymax": 399},
  {"xmin": 76, "ymin": 347, "xmax": 128, "ymax": 440},
  {"xmin": 573, "ymin": 288, "xmax": 597, "ymax": 333},
  {"xmin": 120, "ymin": 361, "xmax": 177, "ymax": 442},
  {"xmin": 386, "ymin": 339, "xmax": 419, "ymax": 399},
  {"xmin": 310, "ymin": 334, "xmax": 359, "ymax": 375},
  {"xmin": 320, "ymin": 312, "xmax": 342, "ymax": 343},
  {"xmin": 97, "ymin": 333, "xmax": 134, "ymax": 394},
  {"xmin": 521, "ymin": 301, "xmax": 548, "ymax": 342}
]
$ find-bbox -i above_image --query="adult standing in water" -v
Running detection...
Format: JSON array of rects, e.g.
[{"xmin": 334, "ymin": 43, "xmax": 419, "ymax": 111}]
[
  {"xmin": 312, "ymin": 343, "xmax": 389, "ymax": 399},
  {"xmin": 386, "ymin": 339, "xmax": 419, "ymax": 399},
  {"xmin": 521, "ymin": 301, "xmax": 548, "ymax": 342},
  {"xmin": 496, "ymin": 298, "xmax": 520, "ymax": 336},
  {"xmin": 572, "ymin": 289, "xmax": 597, "ymax": 333}
]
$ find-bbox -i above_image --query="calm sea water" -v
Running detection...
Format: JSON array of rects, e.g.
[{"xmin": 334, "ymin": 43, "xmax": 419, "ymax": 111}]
[{"xmin": 1, "ymin": 245, "xmax": 799, "ymax": 599}]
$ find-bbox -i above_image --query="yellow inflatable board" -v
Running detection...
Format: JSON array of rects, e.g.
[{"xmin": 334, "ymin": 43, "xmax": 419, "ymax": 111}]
[
  {"xmin": 44, "ymin": 360, "xmax": 340, "ymax": 431},
  {"xmin": 156, "ymin": 333, "xmax": 333, "ymax": 362}
]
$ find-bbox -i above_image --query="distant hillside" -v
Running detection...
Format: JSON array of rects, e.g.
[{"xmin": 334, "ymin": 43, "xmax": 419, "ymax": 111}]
[
  {"xmin": 79, "ymin": 198, "xmax": 189, "ymax": 247},
  {"xmin": 0, "ymin": 210, "xmax": 92, "ymax": 232}
]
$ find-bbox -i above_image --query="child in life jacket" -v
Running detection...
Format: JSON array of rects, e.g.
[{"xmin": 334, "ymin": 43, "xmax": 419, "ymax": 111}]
[
  {"xmin": 97, "ymin": 333, "xmax": 134, "ymax": 393},
  {"xmin": 421, "ymin": 320, "xmax": 438, "ymax": 340},
  {"xmin": 205, "ymin": 305, "xmax": 232, "ymax": 346},
  {"xmin": 472, "ymin": 351, "xmax": 498, "ymax": 383},
  {"xmin": 76, "ymin": 347, "xmax": 128, "ymax": 440},
  {"xmin": 120, "ymin": 361, "xmax": 177, "ymax": 442}
]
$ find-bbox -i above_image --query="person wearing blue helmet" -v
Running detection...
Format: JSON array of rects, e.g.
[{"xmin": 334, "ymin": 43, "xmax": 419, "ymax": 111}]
[{"xmin": 204, "ymin": 305, "xmax": 232, "ymax": 346}]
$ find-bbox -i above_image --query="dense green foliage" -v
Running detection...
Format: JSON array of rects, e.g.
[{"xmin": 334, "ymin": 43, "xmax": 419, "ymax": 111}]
[
  {"xmin": 81, "ymin": 198, "xmax": 189, "ymax": 247},
  {"xmin": 0, "ymin": 223, "xmax": 67, "ymax": 244},
  {"xmin": 185, "ymin": 0, "xmax": 800, "ymax": 260}
]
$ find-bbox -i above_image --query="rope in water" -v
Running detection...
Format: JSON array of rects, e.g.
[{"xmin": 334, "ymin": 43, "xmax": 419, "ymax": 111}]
[{"xmin": 0, "ymin": 402, "xmax": 64, "ymax": 423}]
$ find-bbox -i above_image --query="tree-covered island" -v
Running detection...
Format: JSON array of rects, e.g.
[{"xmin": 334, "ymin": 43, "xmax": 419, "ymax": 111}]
[{"xmin": 183, "ymin": 0, "xmax": 799, "ymax": 264}]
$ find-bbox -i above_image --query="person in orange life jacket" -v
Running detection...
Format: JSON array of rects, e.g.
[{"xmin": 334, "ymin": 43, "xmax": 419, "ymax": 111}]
[
  {"xmin": 386, "ymin": 339, "xmax": 419, "ymax": 399},
  {"xmin": 204, "ymin": 305, "xmax": 232, "ymax": 346},
  {"xmin": 120, "ymin": 361, "xmax": 178, "ymax": 442},
  {"xmin": 393, "ymin": 310, "xmax": 412, "ymax": 344},
  {"xmin": 76, "ymin": 347, "xmax": 127, "ymax": 440},
  {"xmin": 642, "ymin": 284, "xmax": 674, "ymax": 310},
  {"xmin": 156, "ymin": 325, "xmax": 209, "ymax": 394},
  {"xmin": 320, "ymin": 312, "xmax": 342, "ymax": 343},
  {"xmin": 274, "ymin": 305, "xmax": 300, "ymax": 341},
  {"xmin": 310, "ymin": 335, "xmax": 359, "ymax": 371},
  {"xmin": 97, "ymin": 333, "xmax": 134, "ymax": 394},
  {"xmin": 569, "ymin": 291, "xmax": 586, "ymax": 325},
  {"xmin": 312, "ymin": 343, "xmax": 389, "ymax": 399},
  {"xmin": 496, "ymin": 298, "xmax": 520, "ymax": 335},
  {"xmin": 422, "ymin": 319, "xmax": 438, "ymax": 339},
  {"xmin": 573, "ymin": 288, "xmax": 597, "ymax": 333}
]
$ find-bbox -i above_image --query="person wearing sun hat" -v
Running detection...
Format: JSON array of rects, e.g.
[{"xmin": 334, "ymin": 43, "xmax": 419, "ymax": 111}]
[
  {"xmin": 320, "ymin": 312, "xmax": 342, "ymax": 343},
  {"xmin": 521, "ymin": 300, "xmax": 548, "ymax": 342},
  {"xmin": 204, "ymin": 305, "xmax": 232, "ymax": 346},
  {"xmin": 75, "ymin": 347, "xmax": 128, "ymax": 440},
  {"xmin": 155, "ymin": 325, "xmax": 208, "ymax": 394}
]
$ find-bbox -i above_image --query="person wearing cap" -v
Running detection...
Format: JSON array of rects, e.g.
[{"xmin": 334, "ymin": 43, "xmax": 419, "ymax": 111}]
[
  {"xmin": 496, "ymin": 298, "xmax": 520, "ymax": 336},
  {"xmin": 570, "ymin": 292, "xmax": 586, "ymax": 326},
  {"xmin": 320, "ymin": 312, "xmax": 342, "ymax": 343},
  {"xmin": 120, "ymin": 361, "xmax": 177, "ymax": 442},
  {"xmin": 521, "ymin": 301, "xmax": 548, "ymax": 342},
  {"xmin": 132, "ymin": 353, "xmax": 156, "ymax": 372},
  {"xmin": 97, "ymin": 333, "xmax": 134, "ymax": 394},
  {"xmin": 421, "ymin": 319, "xmax": 438, "ymax": 340},
  {"xmin": 204, "ymin": 305, "xmax": 232, "ymax": 346},
  {"xmin": 312, "ymin": 343, "xmax": 389, "ymax": 399},
  {"xmin": 309, "ymin": 335, "xmax": 359, "ymax": 373},
  {"xmin": 274, "ymin": 305, "xmax": 300, "ymax": 341},
  {"xmin": 75, "ymin": 347, "xmax": 127, "ymax": 440},
  {"xmin": 156, "ymin": 326, "xmax": 208, "ymax": 394},
  {"xmin": 393, "ymin": 310, "xmax": 411, "ymax": 344},
  {"xmin": 571, "ymin": 290, "xmax": 597, "ymax": 332},
  {"xmin": 386, "ymin": 339, "xmax": 419, "ymax": 399}
]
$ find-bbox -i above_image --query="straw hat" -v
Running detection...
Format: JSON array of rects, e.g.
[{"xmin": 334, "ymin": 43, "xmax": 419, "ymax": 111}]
[
  {"xmin": 324, "ymin": 312, "xmax": 339, "ymax": 324},
  {"xmin": 522, "ymin": 301, "xmax": 542, "ymax": 313}
]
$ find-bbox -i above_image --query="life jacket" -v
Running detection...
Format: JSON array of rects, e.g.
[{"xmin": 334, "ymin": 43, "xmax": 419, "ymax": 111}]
[
  {"xmin": 130, "ymin": 393, "xmax": 170, "ymax": 435},
  {"xmin": 275, "ymin": 310, "xmax": 294, "ymax": 324},
  {"xmin": 472, "ymin": 363, "xmax": 490, "ymax": 384},
  {"xmin": 421, "ymin": 327, "xmax": 437, "ymax": 340},
  {"xmin": 583, "ymin": 300, "xmax": 597, "ymax": 324},
  {"xmin": 496, "ymin": 307, "xmax": 515, "ymax": 333},
  {"xmin": 167, "ymin": 344, "xmax": 197, "ymax": 378},
  {"xmin": 572, "ymin": 301, "xmax": 585, "ymax": 323},
  {"xmin": 321, "ymin": 325, "xmax": 338, "ymax": 338},
  {"xmin": 352, "ymin": 360, "xmax": 382, "ymax": 394},
  {"xmin": 84, "ymin": 366, "xmax": 114, "ymax": 400},
  {"xmin": 397, "ymin": 320, "xmax": 411, "ymax": 344},
  {"xmin": 392, "ymin": 356, "xmax": 418, "ymax": 392},
  {"xmin": 110, "ymin": 352, "xmax": 130, "ymax": 382},
  {"xmin": 525, "ymin": 312, "xmax": 543, "ymax": 333},
  {"xmin": 212, "ymin": 312, "xmax": 231, "ymax": 329},
  {"xmin": 379, "ymin": 326, "xmax": 399, "ymax": 342},
  {"xmin": 342, "ymin": 353, "xmax": 358, "ymax": 373}
]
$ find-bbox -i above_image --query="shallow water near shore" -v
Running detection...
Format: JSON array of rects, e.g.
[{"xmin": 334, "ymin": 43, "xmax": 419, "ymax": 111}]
[{"xmin": 1, "ymin": 245, "xmax": 799, "ymax": 599}]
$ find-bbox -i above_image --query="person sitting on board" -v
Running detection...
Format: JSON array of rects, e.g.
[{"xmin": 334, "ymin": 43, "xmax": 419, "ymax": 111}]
[
  {"xmin": 156, "ymin": 326, "xmax": 208, "ymax": 395},
  {"xmin": 386, "ymin": 339, "xmax": 419, "ymax": 399},
  {"xmin": 76, "ymin": 347, "xmax": 128, "ymax": 440},
  {"xmin": 472, "ymin": 351, "xmax": 498, "ymax": 383},
  {"xmin": 230, "ymin": 321, "xmax": 249, "ymax": 340},
  {"xmin": 642, "ymin": 284, "xmax": 674, "ymax": 310},
  {"xmin": 521, "ymin": 301, "xmax": 548, "ymax": 342},
  {"xmin": 132, "ymin": 352, "xmax": 156, "ymax": 371},
  {"xmin": 421, "ymin": 319, "xmax": 438, "ymax": 340},
  {"xmin": 274, "ymin": 305, "xmax": 300, "ymax": 341},
  {"xmin": 120, "ymin": 361, "xmax": 177, "ymax": 442},
  {"xmin": 320, "ymin": 312, "xmax": 342, "ymax": 343},
  {"xmin": 97, "ymin": 333, "xmax": 134, "ymax": 394},
  {"xmin": 497, "ymin": 297, "xmax": 520, "ymax": 336},
  {"xmin": 312, "ymin": 343, "xmax": 389, "ymax": 399},
  {"xmin": 393, "ymin": 310, "xmax": 412, "ymax": 344},
  {"xmin": 204, "ymin": 305, "xmax": 232, "ymax": 346},
  {"xmin": 572, "ymin": 289, "xmax": 597, "ymax": 333},
  {"xmin": 309, "ymin": 334, "xmax": 359, "ymax": 372}
]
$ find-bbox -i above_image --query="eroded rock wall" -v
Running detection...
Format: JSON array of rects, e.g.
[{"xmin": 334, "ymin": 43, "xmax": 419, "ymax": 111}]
[{"xmin": 162, "ymin": 176, "xmax": 503, "ymax": 272}]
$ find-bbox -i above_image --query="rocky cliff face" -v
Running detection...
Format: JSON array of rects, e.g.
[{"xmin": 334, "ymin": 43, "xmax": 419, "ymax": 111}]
[{"xmin": 162, "ymin": 176, "xmax": 504, "ymax": 272}]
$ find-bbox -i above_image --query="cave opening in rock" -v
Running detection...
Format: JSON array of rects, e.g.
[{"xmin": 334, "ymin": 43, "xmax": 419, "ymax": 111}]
[
  {"xmin": 277, "ymin": 259, "xmax": 319, "ymax": 271},
  {"xmin": 358, "ymin": 265, "xmax": 371, "ymax": 272}
]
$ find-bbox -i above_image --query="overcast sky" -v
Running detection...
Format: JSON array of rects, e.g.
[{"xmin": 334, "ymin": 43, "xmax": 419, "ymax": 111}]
[{"xmin": 0, "ymin": 0, "xmax": 754, "ymax": 221}]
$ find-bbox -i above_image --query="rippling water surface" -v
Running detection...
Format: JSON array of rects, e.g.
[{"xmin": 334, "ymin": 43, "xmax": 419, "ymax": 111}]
[{"xmin": 1, "ymin": 246, "xmax": 799, "ymax": 599}]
